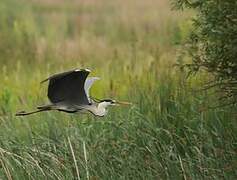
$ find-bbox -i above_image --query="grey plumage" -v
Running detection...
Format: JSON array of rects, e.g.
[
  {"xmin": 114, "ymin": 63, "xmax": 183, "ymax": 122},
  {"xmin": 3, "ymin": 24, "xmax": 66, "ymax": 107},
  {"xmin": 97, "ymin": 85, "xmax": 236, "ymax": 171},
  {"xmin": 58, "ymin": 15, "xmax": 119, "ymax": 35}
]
[
  {"xmin": 84, "ymin": 77, "xmax": 100, "ymax": 103},
  {"xmin": 16, "ymin": 68, "xmax": 128, "ymax": 117}
]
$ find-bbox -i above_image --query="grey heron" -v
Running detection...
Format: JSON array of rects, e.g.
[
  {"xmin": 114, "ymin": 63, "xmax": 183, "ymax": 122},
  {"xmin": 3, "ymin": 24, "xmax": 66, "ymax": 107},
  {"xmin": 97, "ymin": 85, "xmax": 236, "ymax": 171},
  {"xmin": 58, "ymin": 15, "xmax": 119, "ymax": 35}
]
[{"xmin": 16, "ymin": 68, "xmax": 131, "ymax": 117}]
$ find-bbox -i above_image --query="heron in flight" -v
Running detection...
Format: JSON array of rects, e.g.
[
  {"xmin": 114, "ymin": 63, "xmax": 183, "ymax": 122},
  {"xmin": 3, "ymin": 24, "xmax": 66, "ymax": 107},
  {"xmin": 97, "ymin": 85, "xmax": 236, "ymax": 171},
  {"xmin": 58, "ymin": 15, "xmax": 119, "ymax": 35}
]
[{"xmin": 16, "ymin": 69, "xmax": 131, "ymax": 117}]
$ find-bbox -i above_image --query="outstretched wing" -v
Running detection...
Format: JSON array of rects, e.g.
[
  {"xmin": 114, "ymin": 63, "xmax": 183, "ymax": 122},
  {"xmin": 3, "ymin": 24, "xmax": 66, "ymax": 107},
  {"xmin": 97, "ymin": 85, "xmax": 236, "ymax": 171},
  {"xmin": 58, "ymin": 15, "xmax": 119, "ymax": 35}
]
[
  {"xmin": 84, "ymin": 77, "xmax": 100, "ymax": 103},
  {"xmin": 42, "ymin": 69, "xmax": 91, "ymax": 105}
]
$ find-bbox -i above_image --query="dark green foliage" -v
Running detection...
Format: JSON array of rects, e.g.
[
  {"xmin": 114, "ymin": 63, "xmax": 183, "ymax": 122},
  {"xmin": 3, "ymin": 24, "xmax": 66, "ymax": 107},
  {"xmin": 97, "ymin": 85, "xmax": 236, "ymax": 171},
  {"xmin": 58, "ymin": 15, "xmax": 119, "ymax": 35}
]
[{"xmin": 173, "ymin": 0, "xmax": 237, "ymax": 104}]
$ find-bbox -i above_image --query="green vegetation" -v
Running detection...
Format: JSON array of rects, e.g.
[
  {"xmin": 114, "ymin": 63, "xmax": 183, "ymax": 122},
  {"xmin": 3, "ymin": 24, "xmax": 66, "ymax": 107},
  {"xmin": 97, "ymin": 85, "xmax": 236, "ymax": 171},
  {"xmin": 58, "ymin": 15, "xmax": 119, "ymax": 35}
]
[
  {"xmin": 173, "ymin": 0, "xmax": 237, "ymax": 104},
  {"xmin": 0, "ymin": 0, "xmax": 236, "ymax": 179}
]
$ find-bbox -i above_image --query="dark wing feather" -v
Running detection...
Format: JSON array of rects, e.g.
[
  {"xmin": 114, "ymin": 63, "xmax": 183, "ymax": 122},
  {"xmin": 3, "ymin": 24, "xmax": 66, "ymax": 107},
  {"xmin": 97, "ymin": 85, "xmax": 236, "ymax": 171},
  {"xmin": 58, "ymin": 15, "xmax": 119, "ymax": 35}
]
[
  {"xmin": 43, "ymin": 69, "xmax": 91, "ymax": 105},
  {"xmin": 41, "ymin": 70, "xmax": 77, "ymax": 84}
]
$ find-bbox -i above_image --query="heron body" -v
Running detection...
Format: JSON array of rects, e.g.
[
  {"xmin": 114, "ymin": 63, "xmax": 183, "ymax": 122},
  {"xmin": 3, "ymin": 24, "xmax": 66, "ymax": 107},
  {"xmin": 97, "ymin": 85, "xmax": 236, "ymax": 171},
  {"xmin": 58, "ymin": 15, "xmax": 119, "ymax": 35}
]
[
  {"xmin": 16, "ymin": 69, "xmax": 130, "ymax": 117},
  {"xmin": 39, "ymin": 101, "xmax": 111, "ymax": 117}
]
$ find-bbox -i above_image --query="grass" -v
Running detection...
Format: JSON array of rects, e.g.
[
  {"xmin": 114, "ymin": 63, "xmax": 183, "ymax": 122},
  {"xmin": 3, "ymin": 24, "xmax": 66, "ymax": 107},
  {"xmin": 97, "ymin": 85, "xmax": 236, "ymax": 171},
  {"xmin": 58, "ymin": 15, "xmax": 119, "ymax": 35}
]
[{"xmin": 0, "ymin": 0, "xmax": 236, "ymax": 179}]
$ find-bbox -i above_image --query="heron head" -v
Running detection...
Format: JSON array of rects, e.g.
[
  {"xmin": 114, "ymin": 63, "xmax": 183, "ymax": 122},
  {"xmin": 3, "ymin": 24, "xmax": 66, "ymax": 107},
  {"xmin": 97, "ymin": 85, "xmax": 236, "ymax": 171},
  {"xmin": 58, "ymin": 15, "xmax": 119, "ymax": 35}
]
[
  {"xmin": 100, "ymin": 99, "xmax": 132, "ymax": 106},
  {"xmin": 96, "ymin": 99, "xmax": 132, "ymax": 116},
  {"xmin": 100, "ymin": 99, "xmax": 116, "ymax": 106}
]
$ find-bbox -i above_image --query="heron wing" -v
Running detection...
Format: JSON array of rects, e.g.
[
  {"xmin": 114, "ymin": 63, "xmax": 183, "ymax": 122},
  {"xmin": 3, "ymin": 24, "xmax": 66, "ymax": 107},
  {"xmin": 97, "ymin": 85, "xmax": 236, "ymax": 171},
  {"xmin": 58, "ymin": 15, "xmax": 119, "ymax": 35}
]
[
  {"xmin": 84, "ymin": 77, "xmax": 100, "ymax": 103},
  {"xmin": 43, "ymin": 69, "xmax": 91, "ymax": 105},
  {"xmin": 41, "ymin": 69, "xmax": 79, "ymax": 84}
]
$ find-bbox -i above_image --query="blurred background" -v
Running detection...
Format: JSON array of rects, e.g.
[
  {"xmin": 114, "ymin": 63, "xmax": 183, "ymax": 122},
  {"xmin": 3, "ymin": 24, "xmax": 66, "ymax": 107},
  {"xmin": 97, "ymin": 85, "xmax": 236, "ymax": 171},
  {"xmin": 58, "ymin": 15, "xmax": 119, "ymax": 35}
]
[
  {"xmin": 0, "ymin": 0, "xmax": 191, "ymax": 114},
  {"xmin": 0, "ymin": 0, "xmax": 236, "ymax": 179},
  {"xmin": 0, "ymin": 0, "xmax": 191, "ymax": 104}
]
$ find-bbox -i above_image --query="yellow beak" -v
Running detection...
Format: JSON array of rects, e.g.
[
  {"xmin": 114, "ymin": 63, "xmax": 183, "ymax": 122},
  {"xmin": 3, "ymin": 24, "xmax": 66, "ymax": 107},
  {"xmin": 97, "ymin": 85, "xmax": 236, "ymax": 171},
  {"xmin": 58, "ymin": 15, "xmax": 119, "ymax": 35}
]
[{"xmin": 115, "ymin": 101, "xmax": 132, "ymax": 106}]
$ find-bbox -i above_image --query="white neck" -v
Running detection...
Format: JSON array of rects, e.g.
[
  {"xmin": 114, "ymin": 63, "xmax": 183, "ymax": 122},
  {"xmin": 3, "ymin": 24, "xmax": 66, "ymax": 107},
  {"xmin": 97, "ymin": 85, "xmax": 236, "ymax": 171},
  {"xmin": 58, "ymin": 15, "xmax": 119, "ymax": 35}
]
[{"xmin": 89, "ymin": 102, "xmax": 111, "ymax": 117}]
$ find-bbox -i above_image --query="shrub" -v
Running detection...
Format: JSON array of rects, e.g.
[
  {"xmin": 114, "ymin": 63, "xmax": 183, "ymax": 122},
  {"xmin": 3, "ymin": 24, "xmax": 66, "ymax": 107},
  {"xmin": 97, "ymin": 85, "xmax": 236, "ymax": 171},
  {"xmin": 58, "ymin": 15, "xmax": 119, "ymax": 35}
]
[{"xmin": 173, "ymin": 0, "xmax": 237, "ymax": 105}]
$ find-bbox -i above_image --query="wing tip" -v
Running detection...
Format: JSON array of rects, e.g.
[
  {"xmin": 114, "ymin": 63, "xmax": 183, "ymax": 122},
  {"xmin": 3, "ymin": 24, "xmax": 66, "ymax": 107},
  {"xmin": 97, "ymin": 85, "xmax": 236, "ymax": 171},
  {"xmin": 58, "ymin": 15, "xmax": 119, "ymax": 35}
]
[
  {"xmin": 40, "ymin": 78, "xmax": 49, "ymax": 84},
  {"xmin": 40, "ymin": 68, "xmax": 91, "ymax": 84}
]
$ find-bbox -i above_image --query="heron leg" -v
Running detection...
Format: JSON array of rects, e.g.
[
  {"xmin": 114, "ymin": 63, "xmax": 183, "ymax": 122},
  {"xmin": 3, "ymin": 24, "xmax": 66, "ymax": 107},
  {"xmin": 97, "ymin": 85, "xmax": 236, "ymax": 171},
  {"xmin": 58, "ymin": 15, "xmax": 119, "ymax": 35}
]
[
  {"xmin": 15, "ymin": 105, "xmax": 53, "ymax": 116},
  {"xmin": 15, "ymin": 109, "xmax": 49, "ymax": 116}
]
